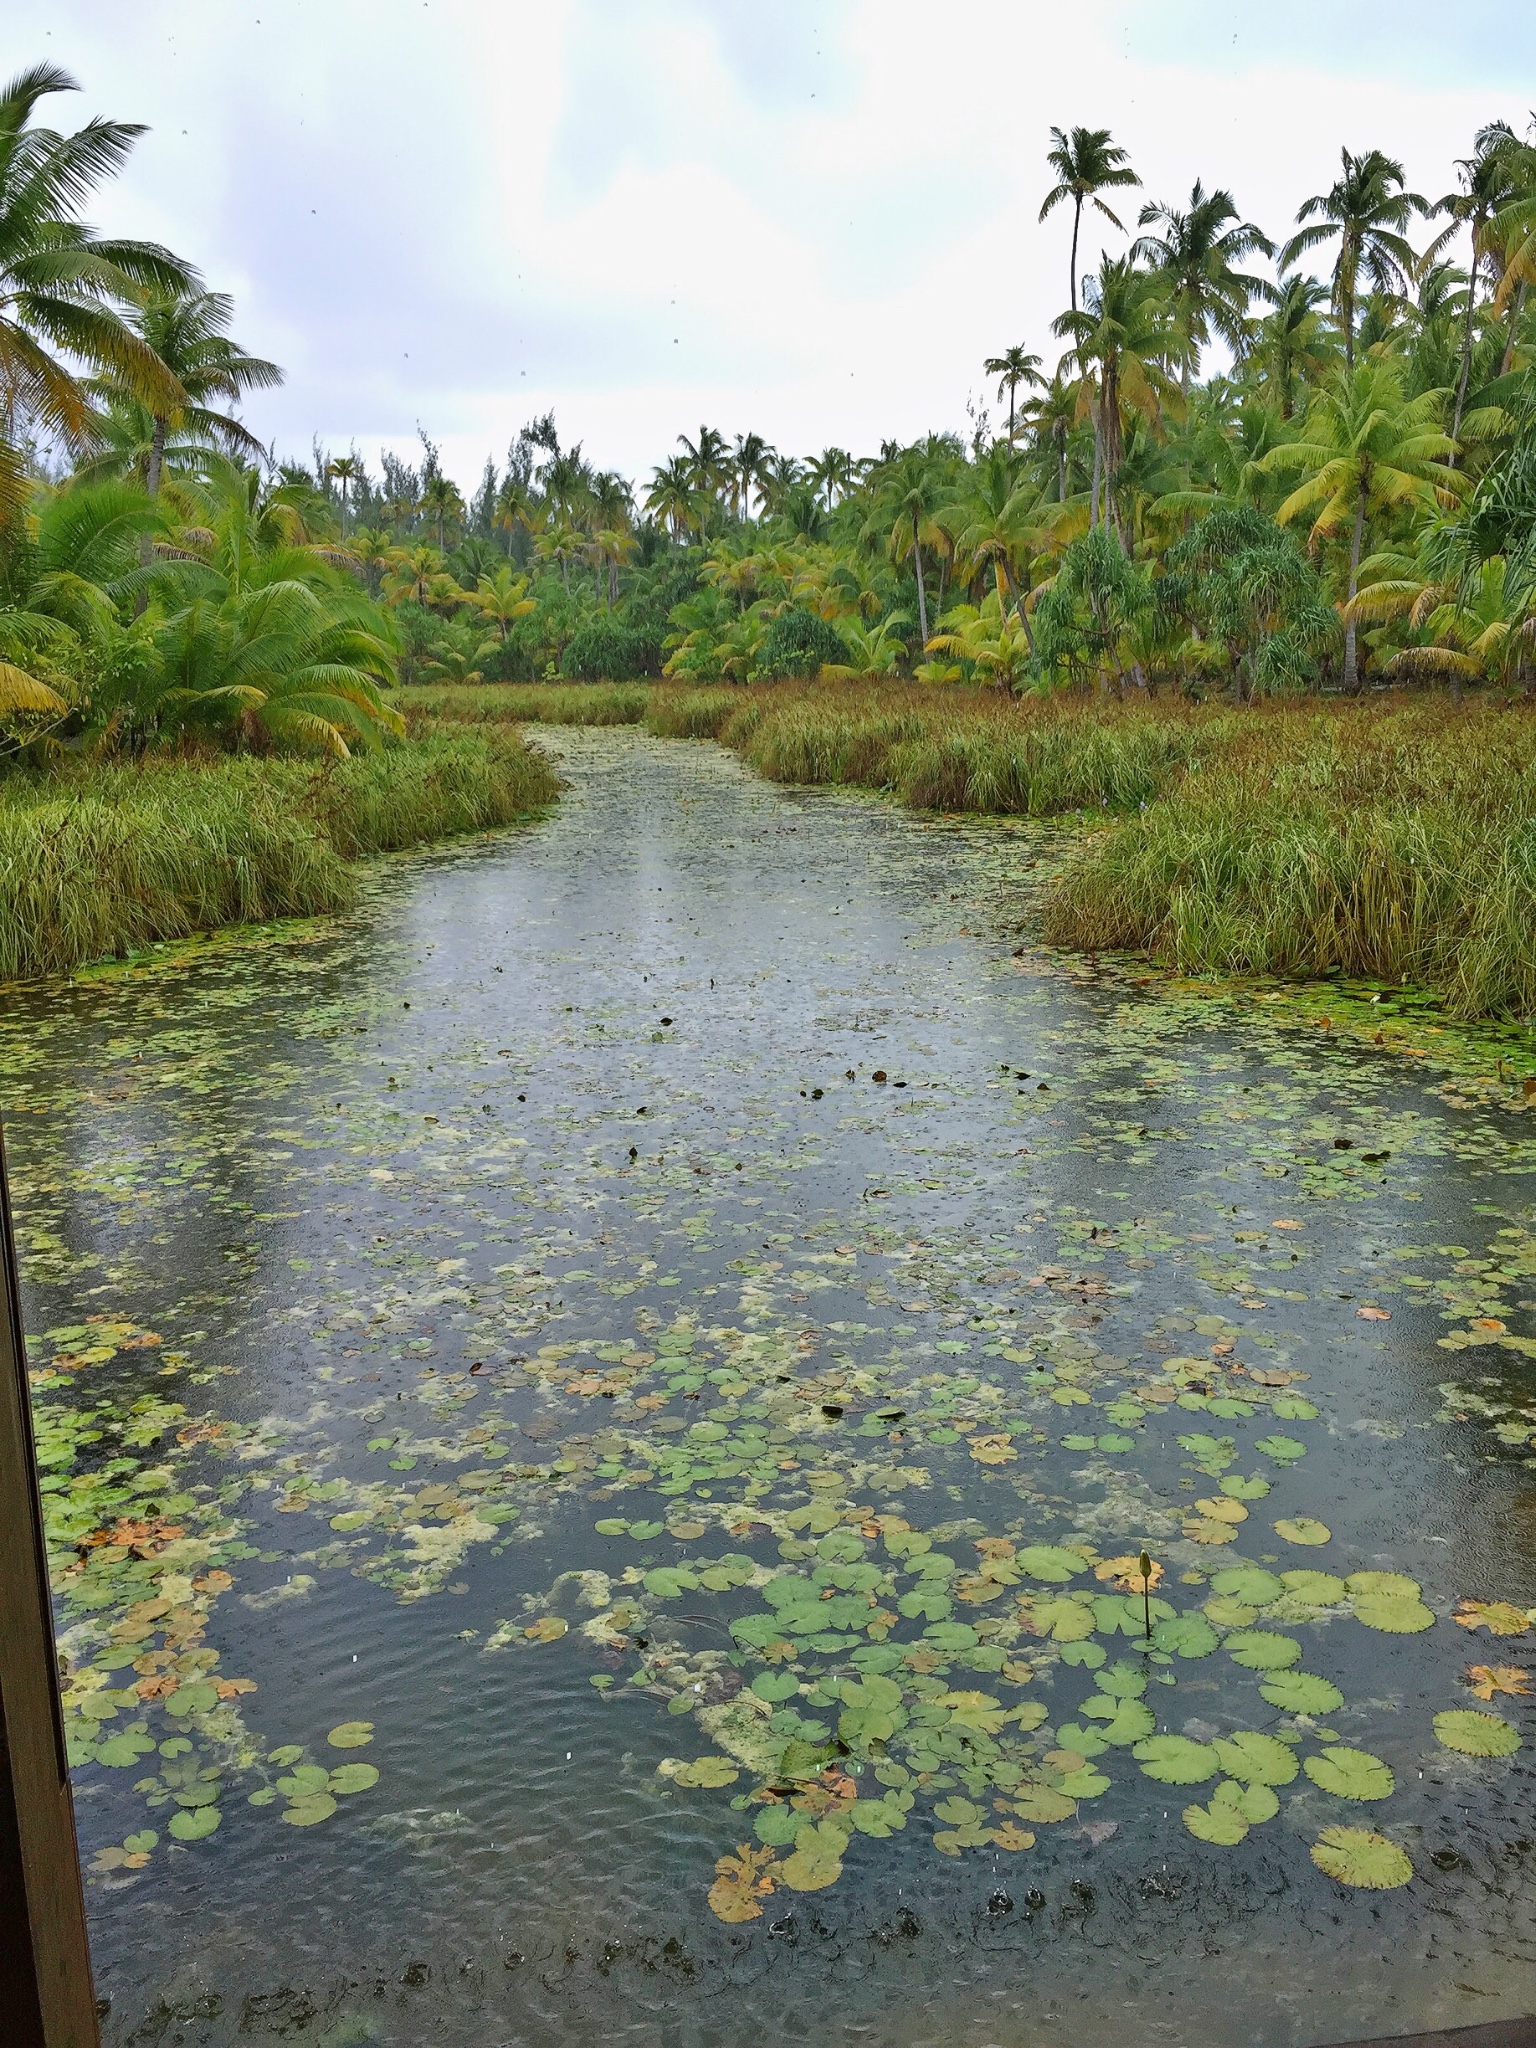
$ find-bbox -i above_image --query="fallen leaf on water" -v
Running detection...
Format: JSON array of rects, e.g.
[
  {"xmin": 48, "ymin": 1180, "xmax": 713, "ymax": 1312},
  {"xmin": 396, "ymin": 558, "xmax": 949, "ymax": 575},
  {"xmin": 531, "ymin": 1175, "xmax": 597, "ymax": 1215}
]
[
  {"xmin": 708, "ymin": 1842, "xmax": 778, "ymax": 1922},
  {"xmin": 1096, "ymin": 1554, "xmax": 1165, "ymax": 1592},
  {"xmin": 1356, "ymin": 1307, "xmax": 1391, "ymax": 1321},
  {"xmin": 1270, "ymin": 1220, "xmax": 1303, "ymax": 1231},
  {"xmin": 1466, "ymin": 1665, "xmax": 1531, "ymax": 1701},
  {"xmin": 524, "ymin": 1617, "xmax": 568, "ymax": 1642},
  {"xmin": 1454, "ymin": 1599, "xmax": 1531, "ymax": 1637}
]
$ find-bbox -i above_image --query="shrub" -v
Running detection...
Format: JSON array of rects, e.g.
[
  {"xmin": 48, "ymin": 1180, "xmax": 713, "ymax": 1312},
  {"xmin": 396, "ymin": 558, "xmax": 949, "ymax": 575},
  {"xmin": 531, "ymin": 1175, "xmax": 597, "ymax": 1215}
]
[{"xmin": 756, "ymin": 608, "xmax": 849, "ymax": 681}]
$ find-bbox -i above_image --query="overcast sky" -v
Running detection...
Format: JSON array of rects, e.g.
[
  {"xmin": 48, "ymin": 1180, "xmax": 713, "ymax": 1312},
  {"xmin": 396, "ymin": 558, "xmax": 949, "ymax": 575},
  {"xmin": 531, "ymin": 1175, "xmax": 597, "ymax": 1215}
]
[{"xmin": 29, "ymin": 0, "xmax": 1536, "ymax": 493}]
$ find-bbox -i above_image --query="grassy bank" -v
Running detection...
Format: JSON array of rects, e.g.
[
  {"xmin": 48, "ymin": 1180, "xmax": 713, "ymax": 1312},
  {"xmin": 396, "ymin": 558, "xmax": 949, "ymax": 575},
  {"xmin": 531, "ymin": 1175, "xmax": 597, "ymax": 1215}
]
[
  {"xmin": 0, "ymin": 726, "xmax": 559, "ymax": 982},
  {"xmin": 417, "ymin": 680, "xmax": 1536, "ymax": 1020}
]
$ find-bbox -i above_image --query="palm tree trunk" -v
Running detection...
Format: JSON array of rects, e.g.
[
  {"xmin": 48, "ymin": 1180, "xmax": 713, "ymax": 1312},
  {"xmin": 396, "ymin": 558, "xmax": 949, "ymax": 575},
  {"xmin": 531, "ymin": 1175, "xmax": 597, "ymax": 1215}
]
[
  {"xmin": 1343, "ymin": 481, "xmax": 1367, "ymax": 693},
  {"xmin": 912, "ymin": 514, "xmax": 929, "ymax": 645},
  {"xmin": 1056, "ymin": 423, "xmax": 1067, "ymax": 504},
  {"xmin": 1501, "ymin": 280, "xmax": 1527, "ymax": 376},
  {"xmin": 139, "ymin": 416, "xmax": 168, "ymax": 578},
  {"xmin": 1090, "ymin": 418, "xmax": 1103, "ymax": 529},
  {"xmin": 1452, "ymin": 232, "xmax": 1481, "ymax": 445},
  {"xmin": 1070, "ymin": 198, "xmax": 1082, "ymax": 317}
]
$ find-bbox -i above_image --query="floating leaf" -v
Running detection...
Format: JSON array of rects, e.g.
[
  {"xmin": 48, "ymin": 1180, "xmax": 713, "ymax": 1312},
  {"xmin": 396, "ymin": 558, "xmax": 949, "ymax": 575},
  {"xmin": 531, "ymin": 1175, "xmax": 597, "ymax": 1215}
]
[
  {"xmin": 673, "ymin": 1756, "xmax": 740, "ymax": 1788},
  {"xmin": 1433, "ymin": 1710, "xmax": 1521, "ymax": 1757},
  {"xmin": 1219, "ymin": 1475, "xmax": 1271, "ymax": 1501},
  {"xmin": 751, "ymin": 1671, "xmax": 801, "ymax": 1703},
  {"xmin": 283, "ymin": 1788, "xmax": 340, "ymax": 1827},
  {"xmin": 1193, "ymin": 1496, "xmax": 1247, "ymax": 1524},
  {"xmin": 1133, "ymin": 1735, "xmax": 1220, "ymax": 1785},
  {"xmin": 1211, "ymin": 1732, "xmax": 1299, "ymax": 1786},
  {"xmin": 166, "ymin": 1807, "xmax": 221, "ymax": 1841},
  {"xmin": 1055, "ymin": 1764, "xmax": 1111, "ymax": 1799},
  {"xmin": 1150, "ymin": 1613, "xmax": 1220, "ymax": 1659},
  {"xmin": 1310, "ymin": 1827, "xmax": 1413, "ymax": 1889},
  {"xmin": 1183, "ymin": 1799, "xmax": 1247, "ymax": 1845},
  {"xmin": 1304, "ymin": 1748, "xmax": 1394, "ymax": 1800},
  {"xmin": 328, "ymin": 1763, "xmax": 380, "ymax": 1795},
  {"xmin": 1211, "ymin": 1567, "xmax": 1283, "ymax": 1606},
  {"xmin": 327, "ymin": 1722, "xmax": 375, "ymax": 1749},
  {"xmin": 1010, "ymin": 1785, "xmax": 1078, "ymax": 1823},
  {"xmin": 643, "ymin": 1568, "xmax": 699, "ymax": 1599},
  {"xmin": 1352, "ymin": 1595, "xmax": 1434, "ymax": 1634},
  {"xmin": 708, "ymin": 1841, "xmax": 778, "ymax": 1922},
  {"xmin": 778, "ymin": 1820, "xmax": 847, "ymax": 1890},
  {"xmin": 1279, "ymin": 1570, "xmax": 1347, "ymax": 1605},
  {"xmin": 1225, "ymin": 1630, "xmax": 1302, "ymax": 1671},
  {"xmin": 523, "ymin": 1616, "xmax": 569, "ymax": 1642},
  {"xmin": 1466, "ymin": 1665, "xmax": 1531, "ymax": 1701},
  {"xmin": 1254, "ymin": 1436, "xmax": 1307, "ymax": 1463},
  {"xmin": 1015, "ymin": 1545, "xmax": 1089, "ymax": 1583},
  {"xmin": 1215, "ymin": 1778, "xmax": 1279, "ymax": 1824},
  {"xmin": 1454, "ymin": 1599, "xmax": 1531, "ymax": 1637},
  {"xmin": 1346, "ymin": 1572, "xmax": 1422, "ymax": 1599},
  {"xmin": 1273, "ymin": 1518, "xmax": 1330, "ymax": 1547},
  {"xmin": 1258, "ymin": 1671, "xmax": 1345, "ymax": 1715}
]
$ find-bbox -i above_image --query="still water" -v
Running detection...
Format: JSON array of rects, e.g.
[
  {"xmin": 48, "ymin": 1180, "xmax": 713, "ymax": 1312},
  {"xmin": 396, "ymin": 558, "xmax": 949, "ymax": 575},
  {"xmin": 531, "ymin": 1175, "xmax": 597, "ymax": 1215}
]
[{"xmin": 9, "ymin": 729, "xmax": 1536, "ymax": 2047}]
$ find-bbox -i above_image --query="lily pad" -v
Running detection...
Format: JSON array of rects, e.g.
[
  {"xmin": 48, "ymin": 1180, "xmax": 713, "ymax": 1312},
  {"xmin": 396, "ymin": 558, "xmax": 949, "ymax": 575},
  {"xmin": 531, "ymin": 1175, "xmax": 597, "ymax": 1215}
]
[
  {"xmin": 1258, "ymin": 1671, "xmax": 1345, "ymax": 1715},
  {"xmin": 327, "ymin": 1722, "xmax": 375, "ymax": 1749},
  {"xmin": 1303, "ymin": 1748, "xmax": 1394, "ymax": 1800},
  {"xmin": 1254, "ymin": 1436, "xmax": 1307, "ymax": 1463},
  {"xmin": 1183, "ymin": 1799, "xmax": 1248, "ymax": 1845},
  {"xmin": 1215, "ymin": 1778, "xmax": 1279, "ymax": 1824},
  {"xmin": 1279, "ymin": 1570, "xmax": 1347, "ymax": 1605},
  {"xmin": 166, "ymin": 1806, "xmax": 221, "ymax": 1841},
  {"xmin": 1211, "ymin": 1732, "xmax": 1299, "ymax": 1786},
  {"xmin": 1352, "ymin": 1595, "xmax": 1435, "ymax": 1634},
  {"xmin": 673, "ymin": 1756, "xmax": 740, "ymax": 1788},
  {"xmin": 1151, "ymin": 1613, "xmax": 1220, "ymax": 1658},
  {"xmin": 1433, "ymin": 1710, "xmax": 1521, "ymax": 1757},
  {"xmin": 1015, "ymin": 1545, "xmax": 1090, "ymax": 1583},
  {"xmin": 1273, "ymin": 1518, "xmax": 1331, "ymax": 1547},
  {"xmin": 328, "ymin": 1763, "xmax": 380, "ymax": 1795},
  {"xmin": 1210, "ymin": 1567, "xmax": 1283, "ymax": 1606},
  {"xmin": 778, "ymin": 1820, "xmax": 846, "ymax": 1890},
  {"xmin": 1310, "ymin": 1826, "xmax": 1413, "ymax": 1889},
  {"xmin": 282, "ymin": 1793, "xmax": 338, "ymax": 1826},
  {"xmin": 1225, "ymin": 1630, "xmax": 1302, "ymax": 1671},
  {"xmin": 751, "ymin": 1672, "xmax": 801, "ymax": 1703},
  {"xmin": 1133, "ymin": 1735, "xmax": 1221, "ymax": 1785},
  {"xmin": 1010, "ymin": 1785, "xmax": 1078, "ymax": 1823}
]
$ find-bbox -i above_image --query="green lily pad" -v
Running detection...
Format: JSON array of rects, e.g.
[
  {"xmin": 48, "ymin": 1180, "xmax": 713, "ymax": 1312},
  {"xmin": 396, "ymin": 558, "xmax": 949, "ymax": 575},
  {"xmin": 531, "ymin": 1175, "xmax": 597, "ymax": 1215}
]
[
  {"xmin": 1310, "ymin": 1826, "xmax": 1413, "ymax": 1889},
  {"xmin": 752, "ymin": 1671, "xmax": 801, "ymax": 1703},
  {"xmin": 1133, "ymin": 1735, "xmax": 1221, "ymax": 1785},
  {"xmin": 1183, "ymin": 1798, "xmax": 1248, "ymax": 1845},
  {"xmin": 1225, "ymin": 1630, "xmax": 1302, "ymax": 1671},
  {"xmin": 1345, "ymin": 1572, "xmax": 1422, "ymax": 1599},
  {"xmin": 643, "ymin": 1567, "xmax": 700, "ymax": 1598},
  {"xmin": 1215, "ymin": 1777, "xmax": 1278, "ymax": 1824},
  {"xmin": 1273, "ymin": 1518, "xmax": 1331, "ymax": 1547},
  {"xmin": 1219, "ymin": 1474, "xmax": 1271, "ymax": 1500},
  {"xmin": 1211, "ymin": 1732, "xmax": 1299, "ymax": 1786},
  {"xmin": 1210, "ymin": 1567, "xmax": 1283, "ymax": 1606},
  {"xmin": 1258, "ymin": 1671, "xmax": 1345, "ymax": 1715},
  {"xmin": 1015, "ymin": 1545, "xmax": 1089, "ymax": 1582},
  {"xmin": 1094, "ymin": 1660, "xmax": 1148, "ymax": 1699},
  {"xmin": 1011, "ymin": 1784, "xmax": 1078, "ymax": 1823},
  {"xmin": 778, "ymin": 1820, "xmax": 847, "ymax": 1890},
  {"xmin": 277, "ymin": 1765, "xmax": 330, "ymax": 1796},
  {"xmin": 282, "ymin": 1793, "xmax": 338, "ymax": 1826},
  {"xmin": 1303, "ymin": 1748, "xmax": 1394, "ymax": 1800},
  {"xmin": 166, "ymin": 1806, "xmax": 221, "ymax": 1841},
  {"xmin": 755, "ymin": 1803, "xmax": 810, "ymax": 1846},
  {"xmin": 1433, "ymin": 1710, "xmax": 1521, "ymax": 1757},
  {"xmin": 1352, "ymin": 1595, "xmax": 1434, "ymax": 1634},
  {"xmin": 327, "ymin": 1721, "xmax": 374, "ymax": 1749},
  {"xmin": 1055, "ymin": 1764, "xmax": 1112, "ymax": 1798},
  {"xmin": 328, "ymin": 1763, "xmax": 380, "ymax": 1795},
  {"xmin": 1254, "ymin": 1436, "xmax": 1307, "ymax": 1463},
  {"xmin": 1151, "ymin": 1613, "xmax": 1220, "ymax": 1658},
  {"xmin": 1279, "ymin": 1570, "xmax": 1347, "ymax": 1605},
  {"xmin": 673, "ymin": 1756, "xmax": 740, "ymax": 1788}
]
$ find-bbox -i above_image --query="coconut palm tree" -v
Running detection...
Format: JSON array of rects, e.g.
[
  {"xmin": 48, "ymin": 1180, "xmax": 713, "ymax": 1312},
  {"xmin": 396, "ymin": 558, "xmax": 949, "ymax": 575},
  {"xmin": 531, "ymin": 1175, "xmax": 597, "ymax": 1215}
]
[
  {"xmin": 327, "ymin": 453, "xmax": 362, "ymax": 536},
  {"xmin": 1244, "ymin": 275, "xmax": 1337, "ymax": 419},
  {"xmin": 1263, "ymin": 359, "xmax": 1463, "ymax": 690},
  {"xmin": 465, "ymin": 562, "xmax": 536, "ymax": 641},
  {"xmin": 677, "ymin": 425, "xmax": 730, "ymax": 508},
  {"xmin": 1038, "ymin": 126, "xmax": 1141, "ymax": 316},
  {"xmin": 419, "ymin": 473, "xmax": 465, "ymax": 550},
  {"xmin": 731, "ymin": 431, "xmax": 770, "ymax": 520},
  {"xmin": 1281, "ymin": 148, "xmax": 1424, "ymax": 369},
  {"xmin": 1425, "ymin": 124, "xmax": 1532, "ymax": 439},
  {"xmin": 1054, "ymin": 255, "xmax": 1180, "ymax": 538},
  {"xmin": 867, "ymin": 446, "xmax": 948, "ymax": 645},
  {"xmin": 1132, "ymin": 182, "xmax": 1273, "ymax": 394},
  {"xmin": 115, "ymin": 291, "xmax": 281, "ymax": 502},
  {"xmin": 645, "ymin": 455, "xmax": 699, "ymax": 542},
  {"xmin": 808, "ymin": 446, "xmax": 854, "ymax": 509},
  {"xmin": 984, "ymin": 347, "xmax": 1045, "ymax": 443},
  {"xmin": 0, "ymin": 62, "xmax": 199, "ymax": 523}
]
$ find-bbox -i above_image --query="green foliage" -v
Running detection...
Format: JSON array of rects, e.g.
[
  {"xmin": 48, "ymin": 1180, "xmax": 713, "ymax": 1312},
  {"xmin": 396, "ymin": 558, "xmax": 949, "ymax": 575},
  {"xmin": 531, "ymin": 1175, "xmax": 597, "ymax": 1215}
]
[{"xmin": 756, "ymin": 607, "xmax": 850, "ymax": 681}]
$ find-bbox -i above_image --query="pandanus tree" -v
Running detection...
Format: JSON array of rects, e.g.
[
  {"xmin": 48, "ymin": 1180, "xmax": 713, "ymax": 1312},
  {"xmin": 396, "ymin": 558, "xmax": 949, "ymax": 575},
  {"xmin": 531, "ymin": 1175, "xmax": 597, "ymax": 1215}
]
[
  {"xmin": 1262, "ymin": 359, "xmax": 1464, "ymax": 690},
  {"xmin": 1038, "ymin": 126, "xmax": 1141, "ymax": 315},
  {"xmin": 0, "ymin": 62, "xmax": 198, "ymax": 526},
  {"xmin": 1281, "ymin": 148, "xmax": 1424, "ymax": 368}
]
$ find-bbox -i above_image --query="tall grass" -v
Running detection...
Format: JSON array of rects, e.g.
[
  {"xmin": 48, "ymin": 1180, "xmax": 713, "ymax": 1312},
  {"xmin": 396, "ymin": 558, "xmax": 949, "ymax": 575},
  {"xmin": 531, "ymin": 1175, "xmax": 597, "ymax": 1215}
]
[
  {"xmin": 403, "ymin": 682, "xmax": 648, "ymax": 727},
  {"xmin": 1042, "ymin": 701, "xmax": 1536, "ymax": 1019},
  {"xmin": 0, "ymin": 727, "xmax": 559, "ymax": 982}
]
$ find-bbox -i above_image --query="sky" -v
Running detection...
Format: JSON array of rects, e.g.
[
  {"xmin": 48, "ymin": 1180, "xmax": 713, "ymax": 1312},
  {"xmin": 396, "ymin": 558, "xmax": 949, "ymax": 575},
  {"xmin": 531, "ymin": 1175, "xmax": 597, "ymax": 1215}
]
[{"xmin": 25, "ymin": 0, "xmax": 1536, "ymax": 495}]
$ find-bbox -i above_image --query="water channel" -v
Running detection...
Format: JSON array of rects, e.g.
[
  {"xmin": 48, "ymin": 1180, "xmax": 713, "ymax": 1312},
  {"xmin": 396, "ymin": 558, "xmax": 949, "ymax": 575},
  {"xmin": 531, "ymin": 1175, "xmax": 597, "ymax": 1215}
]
[{"xmin": 9, "ymin": 728, "xmax": 1536, "ymax": 2047}]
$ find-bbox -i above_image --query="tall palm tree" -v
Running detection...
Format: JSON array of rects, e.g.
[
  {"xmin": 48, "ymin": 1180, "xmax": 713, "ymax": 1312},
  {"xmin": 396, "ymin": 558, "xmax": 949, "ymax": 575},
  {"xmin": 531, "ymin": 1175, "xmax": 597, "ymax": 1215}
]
[
  {"xmin": 118, "ymin": 291, "xmax": 282, "ymax": 502},
  {"xmin": 1281, "ymin": 148, "xmax": 1423, "ymax": 369},
  {"xmin": 731, "ymin": 431, "xmax": 770, "ymax": 520},
  {"xmin": 1038, "ymin": 126, "xmax": 1141, "ymax": 315},
  {"xmin": 327, "ymin": 453, "xmax": 362, "ymax": 536},
  {"xmin": 1054, "ymin": 255, "xmax": 1179, "ymax": 537},
  {"xmin": 419, "ymin": 473, "xmax": 465, "ymax": 550},
  {"xmin": 983, "ymin": 347, "xmax": 1045, "ymax": 443},
  {"xmin": 1426, "ymin": 123, "xmax": 1531, "ymax": 440},
  {"xmin": 678, "ymin": 425, "xmax": 730, "ymax": 508},
  {"xmin": 644, "ymin": 455, "xmax": 698, "ymax": 542},
  {"xmin": 1132, "ymin": 181, "xmax": 1273, "ymax": 394},
  {"xmin": 1262, "ymin": 359, "xmax": 1462, "ymax": 690},
  {"xmin": 0, "ymin": 62, "xmax": 199, "ymax": 523},
  {"xmin": 867, "ymin": 447, "xmax": 947, "ymax": 645}
]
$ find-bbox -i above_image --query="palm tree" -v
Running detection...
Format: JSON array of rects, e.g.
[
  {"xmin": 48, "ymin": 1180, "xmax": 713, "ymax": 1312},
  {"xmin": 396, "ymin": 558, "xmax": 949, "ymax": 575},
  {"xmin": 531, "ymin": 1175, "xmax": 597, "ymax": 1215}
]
[
  {"xmin": 1054, "ymin": 255, "xmax": 1180, "ymax": 537},
  {"xmin": 327, "ymin": 453, "xmax": 362, "ymax": 536},
  {"xmin": 119, "ymin": 291, "xmax": 281, "ymax": 501},
  {"xmin": 678, "ymin": 425, "xmax": 730, "ymax": 508},
  {"xmin": 1262, "ymin": 359, "xmax": 1463, "ymax": 689},
  {"xmin": 418, "ymin": 473, "xmax": 465, "ymax": 550},
  {"xmin": 1426, "ymin": 123, "xmax": 1531, "ymax": 440},
  {"xmin": 0, "ymin": 62, "xmax": 199, "ymax": 523},
  {"xmin": 1244, "ymin": 275, "xmax": 1336, "ymax": 419},
  {"xmin": 984, "ymin": 347, "xmax": 1045, "ymax": 443},
  {"xmin": 1132, "ymin": 182, "xmax": 1273, "ymax": 394},
  {"xmin": 868, "ymin": 446, "xmax": 947, "ymax": 644},
  {"xmin": 1038, "ymin": 126, "xmax": 1141, "ymax": 315},
  {"xmin": 808, "ymin": 446, "xmax": 854, "ymax": 509},
  {"xmin": 731, "ymin": 431, "xmax": 770, "ymax": 520},
  {"xmin": 1281, "ymin": 148, "xmax": 1424, "ymax": 368},
  {"xmin": 644, "ymin": 455, "xmax": 698, "ymax": 542},
  {"xmin": 465, "ymin": 562, "xmax": 536, "ymax": 641}
]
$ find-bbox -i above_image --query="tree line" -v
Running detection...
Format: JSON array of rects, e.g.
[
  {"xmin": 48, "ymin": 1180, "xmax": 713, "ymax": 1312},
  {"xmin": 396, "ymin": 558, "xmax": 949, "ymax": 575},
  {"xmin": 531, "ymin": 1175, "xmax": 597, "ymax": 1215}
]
[{"xmin": 6, "ymin": 61, "xmax": 1536, "ymax": 760}]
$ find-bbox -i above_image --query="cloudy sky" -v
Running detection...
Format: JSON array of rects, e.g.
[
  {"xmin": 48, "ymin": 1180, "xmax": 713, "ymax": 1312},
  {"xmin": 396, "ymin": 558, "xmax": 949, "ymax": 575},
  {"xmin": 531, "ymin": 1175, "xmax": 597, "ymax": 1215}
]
[{"xmin": 32, "ymin": 0, "xmax": 1536, "ymax": 493}]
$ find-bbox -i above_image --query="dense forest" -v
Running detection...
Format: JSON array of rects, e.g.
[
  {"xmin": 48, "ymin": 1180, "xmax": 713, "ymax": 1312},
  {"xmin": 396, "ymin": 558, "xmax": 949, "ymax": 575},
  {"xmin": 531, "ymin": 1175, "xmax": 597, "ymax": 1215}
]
[{"xmin": 6, "ymin": 58, "xmax": 1536, "ymax": 752}]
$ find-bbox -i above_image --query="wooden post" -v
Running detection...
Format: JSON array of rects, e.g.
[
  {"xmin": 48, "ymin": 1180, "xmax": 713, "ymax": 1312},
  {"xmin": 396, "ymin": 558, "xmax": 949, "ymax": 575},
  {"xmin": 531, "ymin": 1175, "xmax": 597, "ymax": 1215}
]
[{"xmin": 0, "ymin": 1120, "xmax": 99, "ymax": 2047}]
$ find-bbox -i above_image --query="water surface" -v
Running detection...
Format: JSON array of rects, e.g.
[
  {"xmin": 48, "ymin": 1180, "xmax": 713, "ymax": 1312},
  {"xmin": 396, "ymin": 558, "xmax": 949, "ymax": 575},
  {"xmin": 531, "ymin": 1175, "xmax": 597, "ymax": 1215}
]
[{"xmin": 10, "ymin": 729, "xmax": 1536, "ymax": 2048}]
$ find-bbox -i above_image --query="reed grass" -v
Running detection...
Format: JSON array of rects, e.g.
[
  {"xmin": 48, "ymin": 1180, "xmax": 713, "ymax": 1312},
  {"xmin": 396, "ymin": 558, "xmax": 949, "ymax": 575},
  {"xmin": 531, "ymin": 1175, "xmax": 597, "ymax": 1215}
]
[
  {"xmin": 403, "ymin": 682, "xmax": 648, "ymax": 726},
  {"xmin": 0, "ymin": 727, "xmax": 559, "ymax": 982}
]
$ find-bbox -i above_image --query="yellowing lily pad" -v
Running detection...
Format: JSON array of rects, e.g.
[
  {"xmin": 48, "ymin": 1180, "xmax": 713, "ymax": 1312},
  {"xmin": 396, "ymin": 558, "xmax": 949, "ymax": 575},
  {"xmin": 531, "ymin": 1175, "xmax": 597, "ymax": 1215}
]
[
  {"xmin": 1303, "ymin": 1748, "xmax": 1394, "ymax": 1800},
  {"xmin": 673, "ymin": 1756, "xmax": 740, "ymax": 1789},
  {"xmin": 1273, "ymin": 1518, "xmax": 1331, "ymax": 1547},
  {"xmin": 327, "ymin": 1721, "xmax": 375, "ymax": 1749},
  {"xmin": 1310, "ymin": 1826, "xmax": 1413, "ymax": 1889},
  {"xmin": 282, "ymin": 1793, "xmax": 337, "ymax": 1826},
  {"xmin": 328, "ymin": 1763, "xmax": 380, "ymax": 1795},
  {"xmin": 1433, "ymin": 1710, "xmax": 1521, "ymax": 1757}
]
